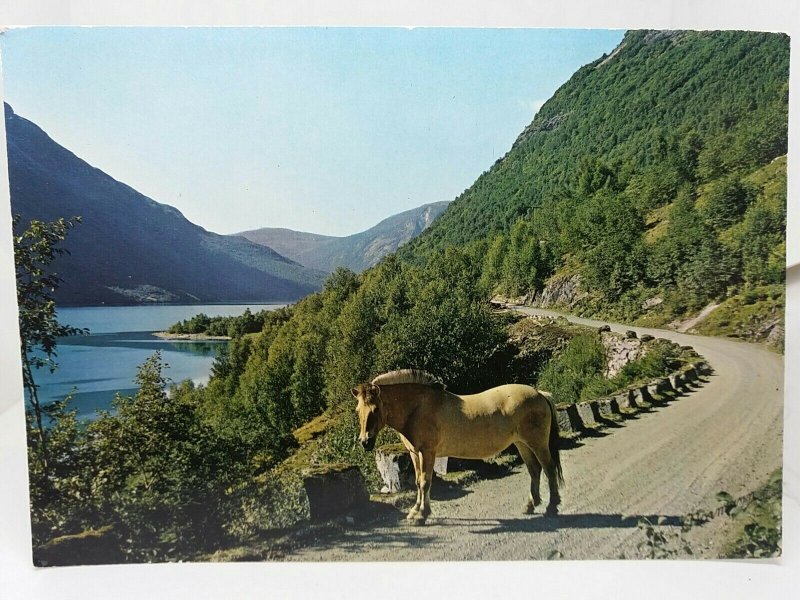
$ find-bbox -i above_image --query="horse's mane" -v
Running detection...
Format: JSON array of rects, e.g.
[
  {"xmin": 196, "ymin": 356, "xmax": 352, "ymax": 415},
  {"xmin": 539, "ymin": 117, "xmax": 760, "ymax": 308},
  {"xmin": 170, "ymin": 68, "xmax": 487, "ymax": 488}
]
[{"xmin": 371, "ymin": 369, "xmax": 446, "ymax": 390}]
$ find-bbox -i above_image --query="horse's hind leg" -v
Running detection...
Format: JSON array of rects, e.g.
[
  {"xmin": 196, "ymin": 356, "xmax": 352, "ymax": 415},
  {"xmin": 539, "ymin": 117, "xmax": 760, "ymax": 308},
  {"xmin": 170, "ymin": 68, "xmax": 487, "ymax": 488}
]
[
  {"xmin": 529, "ymin": 441, "xmax": 561, "ymax": 516},
  {"xmin": 514, "ymin": 442, "xmax": 542, "ymax": 514}
]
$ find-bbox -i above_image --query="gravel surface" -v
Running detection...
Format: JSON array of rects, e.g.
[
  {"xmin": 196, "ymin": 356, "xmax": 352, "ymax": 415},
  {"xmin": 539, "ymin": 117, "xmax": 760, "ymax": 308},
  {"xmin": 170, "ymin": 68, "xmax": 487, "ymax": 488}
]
[{"xmin": 283, "ymin": 309, "xmax": 784, "ymax": 561}]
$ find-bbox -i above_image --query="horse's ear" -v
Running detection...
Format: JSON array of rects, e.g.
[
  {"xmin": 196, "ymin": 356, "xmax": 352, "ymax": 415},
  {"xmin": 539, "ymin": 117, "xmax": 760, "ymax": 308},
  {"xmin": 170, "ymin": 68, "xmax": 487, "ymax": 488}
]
[
  {"xmin": 351, "ymin": 387, "xmax": 360, "ymax": 398},
  {"xmin": 371, "ymin": 384, "xmax": 381, "ymax": 398}
]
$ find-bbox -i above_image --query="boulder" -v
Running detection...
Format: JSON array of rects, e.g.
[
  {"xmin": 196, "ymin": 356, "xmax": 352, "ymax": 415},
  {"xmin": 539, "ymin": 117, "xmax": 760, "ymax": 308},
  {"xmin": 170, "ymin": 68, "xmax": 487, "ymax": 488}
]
[
  {"xmin": 555, "ymin": 403, "xmax": 584, "ymax": 433},
  {"xmin": 575, "ymin": 401, "xmax": 596, "ymax": 428},
  {"xmin": 669, "ymin": 372, "xmax": 686, "ymax": 391},
  {"xmin": 594, "ymin": 397, "xmax": 620, "ymax": 418},
  {"xmin": 34, "ymin": 526, "xmax": 124, "ymax": 567},
  {"xmin": 375, "ymin": 446, "xmax": 448, "ymax": 492},
  {"xmin": 647, "ymin": 377, "xmax": 672, "ymax": 400},
  {"xmin": 302, "ymin": 463, "xmax": 369, "ymax": 520},
  {"xmin": 634, "ymin": 385, "xmax": 654, "ymax": 405}
]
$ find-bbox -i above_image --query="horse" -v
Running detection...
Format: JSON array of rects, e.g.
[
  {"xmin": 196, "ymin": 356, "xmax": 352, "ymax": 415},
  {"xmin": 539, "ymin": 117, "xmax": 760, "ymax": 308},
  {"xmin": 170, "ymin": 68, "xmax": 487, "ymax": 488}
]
[{"xmin": 352, "ymin": 369, "xmax": 563, "ymax": 524}]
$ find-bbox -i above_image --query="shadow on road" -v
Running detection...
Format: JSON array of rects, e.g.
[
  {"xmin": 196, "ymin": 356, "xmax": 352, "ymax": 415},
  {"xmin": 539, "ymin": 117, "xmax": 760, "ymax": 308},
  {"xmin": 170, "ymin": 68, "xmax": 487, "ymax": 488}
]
[{"xmin": 432, "ymin": 512, "xmax": 683, "ymax": 535}]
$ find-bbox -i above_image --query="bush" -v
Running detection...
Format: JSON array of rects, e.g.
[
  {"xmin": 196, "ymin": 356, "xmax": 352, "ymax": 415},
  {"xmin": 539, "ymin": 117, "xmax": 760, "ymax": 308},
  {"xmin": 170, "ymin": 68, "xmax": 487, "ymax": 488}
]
[{"xmin": 537, "ymin": 333, "xmax": 608, "ymax": 404}]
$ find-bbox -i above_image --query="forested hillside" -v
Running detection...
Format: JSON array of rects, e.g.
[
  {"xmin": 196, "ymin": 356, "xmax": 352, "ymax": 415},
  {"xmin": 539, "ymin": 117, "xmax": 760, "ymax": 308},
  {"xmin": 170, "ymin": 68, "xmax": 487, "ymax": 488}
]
[
  {"xmin": 26, "ymin": 30, "xmax": 788, "ymax": 562},
  {"xmin": 401, "ymin": 30, "xmax": 787, "ymax": 325}
]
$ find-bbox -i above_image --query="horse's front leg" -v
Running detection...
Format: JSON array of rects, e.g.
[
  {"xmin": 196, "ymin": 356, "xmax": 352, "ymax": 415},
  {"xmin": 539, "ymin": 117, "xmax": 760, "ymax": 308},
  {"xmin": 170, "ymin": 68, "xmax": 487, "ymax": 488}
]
[
  {"xmin": 406, "ymin": 450, "xmax": 423, "ymax": 521},
  {"xmin": 416, "ymin": 449, "xmax": 436, "ymax": 522}
]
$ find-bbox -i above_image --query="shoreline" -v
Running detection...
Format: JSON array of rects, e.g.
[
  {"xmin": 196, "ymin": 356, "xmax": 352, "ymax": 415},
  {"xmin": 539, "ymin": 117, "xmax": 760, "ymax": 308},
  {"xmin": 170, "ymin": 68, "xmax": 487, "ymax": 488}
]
[{"xmin": 152, "ymin": 331, "xmax": 231, "ymax": 341}]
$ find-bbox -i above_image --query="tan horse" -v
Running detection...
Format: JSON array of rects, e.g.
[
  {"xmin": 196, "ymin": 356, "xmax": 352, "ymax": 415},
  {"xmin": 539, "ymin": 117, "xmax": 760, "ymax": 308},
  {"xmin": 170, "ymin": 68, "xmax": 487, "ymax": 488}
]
[{"xmin": 353, "ymin": 369, "xmax": 563, "ymax": 524}]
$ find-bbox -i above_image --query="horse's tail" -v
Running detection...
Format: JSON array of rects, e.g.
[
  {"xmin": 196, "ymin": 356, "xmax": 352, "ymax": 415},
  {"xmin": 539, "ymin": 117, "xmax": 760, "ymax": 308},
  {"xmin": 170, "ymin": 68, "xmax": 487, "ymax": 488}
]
[{"xmin": 541, "ymin": 391, "xmax": 564, "ymax": 486}]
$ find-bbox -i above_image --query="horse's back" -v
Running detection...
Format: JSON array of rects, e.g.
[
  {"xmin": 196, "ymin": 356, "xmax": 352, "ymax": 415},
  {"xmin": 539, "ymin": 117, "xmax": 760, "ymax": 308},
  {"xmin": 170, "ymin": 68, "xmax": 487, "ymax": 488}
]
[
  {"xmin": 434, "ymin": 384, "xmax": 551, "ymax": 458},
  {"xmin": 458, "ymin": 383, "xmax": 547, "ymax": 416}
]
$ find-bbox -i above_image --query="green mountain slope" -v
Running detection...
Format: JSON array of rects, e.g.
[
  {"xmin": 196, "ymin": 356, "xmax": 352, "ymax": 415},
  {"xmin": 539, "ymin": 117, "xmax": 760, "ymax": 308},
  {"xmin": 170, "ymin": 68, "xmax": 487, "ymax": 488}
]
[
  {"xmin": 400, "ymin": 30, "xmax": 787, "ymax": 323},
  {"xmin": 403, "ymin": 30, "xmax": 787, "ymax": 249},
  {"xmin": 237, "ymin": 201, "xmax": 449, "ymax": 273}
]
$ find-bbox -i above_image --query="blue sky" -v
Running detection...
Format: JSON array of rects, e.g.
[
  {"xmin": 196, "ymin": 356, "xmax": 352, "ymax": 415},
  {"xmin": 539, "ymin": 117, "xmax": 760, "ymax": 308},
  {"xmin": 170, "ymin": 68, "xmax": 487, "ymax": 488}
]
[{"xmin": 0, "ymin": 28, "xmax": 623, "ymax": 236}]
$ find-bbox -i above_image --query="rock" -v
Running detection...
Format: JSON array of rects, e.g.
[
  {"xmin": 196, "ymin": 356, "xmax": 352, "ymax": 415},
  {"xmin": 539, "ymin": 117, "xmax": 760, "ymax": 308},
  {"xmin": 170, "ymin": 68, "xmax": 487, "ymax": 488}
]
[
  {"xmin": 669, "ymin": 372, "xmax": 686, "ymax": 391},
  {"xmin": 34, "ymin": 526, "xmax": 124, "ymax": 567},
  {"xmin": 641, "ymin": 296, "xmax": 663, "ymax": 310},
  {"xmin": 640, "ymin": 334, "xmax": 655, "ymax": 342},
  {"xmin": 625, "ymin": 330, "xmax": 638, "ymax": 339},
  {"xmin": 615, "ymin": 389, "xmax": 639, "ymax": 410},
  {"xmin": 693, "ymin": 361, "xmax": 713, "ymax": 375},
  {"xmin": 302, "ymin": 464, "xmax": 369, "ymax": 521},
  {"xmin": 602, "ymin": 332, "xmax": 644, "ymax": 378},
  {"xmin": 598, "ymin": 324, "xmax": 611, "ymax": 333},
  {"xmin": 531, "ymin": 274, "xmax": 586, "ymax": 309},
  {"xmin": 647, "ymin": 377, "xmax": 672, "ymax": 396},
  {"xmin": 375, "ymin": 446, "xmax": 448, "ymax": 492},
  {"xmin": 594, "ymin": 397, "xmax": 620, "ymax": 418},
  {"xmin": 375, "ymin": 445, "xmax": 415, "ymax": 493},
  {"xmin": 634, "ymin": 385, "xmax": 653, "ymax": 405},
  {"xmin": 575, "ymin": 402, "xmax": 596, "ymax": 429},
  {"xmin": 555, "ymin": 404, "xmax": 583, "ymax": 433}
]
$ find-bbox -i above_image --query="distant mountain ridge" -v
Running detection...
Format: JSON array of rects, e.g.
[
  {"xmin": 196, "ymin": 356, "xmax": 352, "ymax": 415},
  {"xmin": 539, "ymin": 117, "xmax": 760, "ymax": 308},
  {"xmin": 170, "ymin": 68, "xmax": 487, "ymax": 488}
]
[
  {"xmin": 4, "ymin": 103, "xmax": 325, "ymax": 305},
  {"xmin": 237, "ymin": 201, "xmax": 449, "ymax": 273}
]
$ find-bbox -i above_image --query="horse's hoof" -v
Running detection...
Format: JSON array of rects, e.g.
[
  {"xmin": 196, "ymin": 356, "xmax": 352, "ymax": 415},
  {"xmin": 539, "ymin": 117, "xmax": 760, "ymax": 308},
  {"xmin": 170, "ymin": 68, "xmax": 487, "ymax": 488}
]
[
  {"xmin": 545, "ymin": 506, "xmax": 559, "ymax": 517},
  {"xmin": 406, "ymin": 509, "xmax": 420, "ymax": 521},
  {"xmin": 523, "ymin": 504, "xmax": 536, "ymax": 515},
  {"xmin": 410, "ymin": 515, "xmax": 428, "ymax": 526}
]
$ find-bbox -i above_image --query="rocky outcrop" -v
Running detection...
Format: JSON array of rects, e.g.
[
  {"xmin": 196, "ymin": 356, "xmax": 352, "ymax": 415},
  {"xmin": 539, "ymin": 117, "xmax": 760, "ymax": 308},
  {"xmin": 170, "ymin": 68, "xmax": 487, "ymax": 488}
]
[
  {"xmin": 601, "ymin": 331, "xmax": 645, "ymax": 378},
  {"xmin": 530, "ymin": 274, "xmax": 586, "ymax": 309}
]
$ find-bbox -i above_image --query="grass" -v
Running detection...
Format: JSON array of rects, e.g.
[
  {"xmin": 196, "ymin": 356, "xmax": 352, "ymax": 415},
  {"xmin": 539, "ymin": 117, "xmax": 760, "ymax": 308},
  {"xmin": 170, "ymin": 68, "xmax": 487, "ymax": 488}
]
[
  {"xmin": 721, "ymin": 469, "xmax": 782, "ymax": 558},
  {"xmin": 643, "ymin": 203, "xmax": 672, "ymax": 245},
  {"xmin": 694, "ymin": 284, "xmax": 784, "ymax": 350}
]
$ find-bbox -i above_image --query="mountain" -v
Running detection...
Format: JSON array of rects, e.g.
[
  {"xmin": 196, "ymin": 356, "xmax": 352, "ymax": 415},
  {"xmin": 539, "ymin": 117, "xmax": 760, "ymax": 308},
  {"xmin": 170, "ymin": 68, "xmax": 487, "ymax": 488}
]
[
  {"xmin": 403, "ymin": 30, "xmax": 788, "ymax": 257},
  {"xmin": 4, "ymin": 103, "xmax": 325, "ymax": 305},
  {"xmin": 237, "ymin": 201, "xmax": 449, "ymax": 273}
]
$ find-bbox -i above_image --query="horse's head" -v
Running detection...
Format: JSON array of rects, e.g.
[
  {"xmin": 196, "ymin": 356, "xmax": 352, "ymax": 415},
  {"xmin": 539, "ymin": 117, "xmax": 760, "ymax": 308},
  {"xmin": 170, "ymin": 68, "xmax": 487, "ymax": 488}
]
[{"xmin": 352, "ymin": 383, "xmax": 385, "ymax": 451}]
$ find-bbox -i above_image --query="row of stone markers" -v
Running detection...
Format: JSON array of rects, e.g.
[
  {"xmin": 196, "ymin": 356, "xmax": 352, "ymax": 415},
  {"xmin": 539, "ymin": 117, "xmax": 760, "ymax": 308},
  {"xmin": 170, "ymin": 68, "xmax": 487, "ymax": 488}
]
[
  {"xmin": 554, "ymin": 359, "xmax": 712, "ymax": 434},
  {"xmin": 373, "ymin": 356, "xmax": 713, "ymax": 494}
]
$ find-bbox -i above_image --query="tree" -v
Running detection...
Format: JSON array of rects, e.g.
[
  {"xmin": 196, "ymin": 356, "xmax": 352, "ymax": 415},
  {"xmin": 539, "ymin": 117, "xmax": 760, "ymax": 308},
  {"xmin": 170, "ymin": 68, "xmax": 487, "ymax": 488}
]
[{"xmin": 13, "ymin": 215, "xmax": 84, "ymax": 476}]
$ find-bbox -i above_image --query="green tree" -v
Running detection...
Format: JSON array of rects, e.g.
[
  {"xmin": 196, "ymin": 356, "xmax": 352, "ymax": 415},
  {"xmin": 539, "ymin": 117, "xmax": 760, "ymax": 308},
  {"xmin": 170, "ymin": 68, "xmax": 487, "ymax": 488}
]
[
  {"xmin": 700, "ymin": 175, "xmax": 757, "ymax": 230},
  {"xmin": 90, "ymin": 352, "xmax": 243, "ymax": 558},
  {"xmin": 13, "ymin": 215, "xmax": 85, "ymax": 476}
]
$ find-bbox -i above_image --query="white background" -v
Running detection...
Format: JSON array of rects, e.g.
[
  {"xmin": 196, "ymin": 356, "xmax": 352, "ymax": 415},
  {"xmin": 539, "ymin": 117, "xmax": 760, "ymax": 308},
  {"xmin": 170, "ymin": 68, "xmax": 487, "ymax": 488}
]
[{"xmin": 0, "ymin": 2, "xmax": 798, "ymax": 599}]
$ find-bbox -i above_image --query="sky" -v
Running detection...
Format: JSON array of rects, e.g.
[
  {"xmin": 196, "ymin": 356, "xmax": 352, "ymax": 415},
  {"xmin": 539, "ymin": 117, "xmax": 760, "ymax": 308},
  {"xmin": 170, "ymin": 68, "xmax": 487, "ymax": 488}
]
[{"xmin": 0, "ymin": 28, "xmax": 624, "ymax": 236}]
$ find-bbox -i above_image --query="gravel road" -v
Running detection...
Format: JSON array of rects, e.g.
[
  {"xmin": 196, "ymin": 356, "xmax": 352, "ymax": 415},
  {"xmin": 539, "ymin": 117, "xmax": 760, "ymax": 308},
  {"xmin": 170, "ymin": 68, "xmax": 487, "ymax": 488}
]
[{"xmin": 284, "ymin": 309, "xmax": 784, "ymax": 560}]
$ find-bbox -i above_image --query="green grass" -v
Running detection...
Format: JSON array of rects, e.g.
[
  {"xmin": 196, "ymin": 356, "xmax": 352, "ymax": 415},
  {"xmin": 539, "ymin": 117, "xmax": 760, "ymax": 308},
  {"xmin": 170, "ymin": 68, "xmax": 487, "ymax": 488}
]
[
  {"xmin": 721, "ymin": 470, "xmax": 782, "ymax": 558},
  {"xmin": 694, "ymin": 284, "xmax": 784, "ymax": 350}
]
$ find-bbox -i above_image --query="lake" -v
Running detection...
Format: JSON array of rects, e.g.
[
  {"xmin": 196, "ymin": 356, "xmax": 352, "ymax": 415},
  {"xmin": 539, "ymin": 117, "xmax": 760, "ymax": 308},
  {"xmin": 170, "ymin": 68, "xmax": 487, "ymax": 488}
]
[{"xmin": 34, "ymin": 304, "xmax": 285, "ymax": 421}]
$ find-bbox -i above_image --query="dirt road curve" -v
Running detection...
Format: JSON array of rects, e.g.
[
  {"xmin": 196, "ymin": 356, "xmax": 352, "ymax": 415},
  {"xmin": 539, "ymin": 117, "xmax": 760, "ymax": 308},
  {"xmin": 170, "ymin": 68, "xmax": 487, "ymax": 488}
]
[{"xmin": 285, "ymin": 309, "xmax": 784, "ymax": 560}]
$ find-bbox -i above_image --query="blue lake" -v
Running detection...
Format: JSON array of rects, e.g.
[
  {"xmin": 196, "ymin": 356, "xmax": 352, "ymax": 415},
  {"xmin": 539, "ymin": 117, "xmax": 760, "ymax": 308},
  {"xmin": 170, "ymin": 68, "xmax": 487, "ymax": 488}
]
[{"xmin": 35, "ymin": 304, "xmax": 285, "ymax": 421}]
